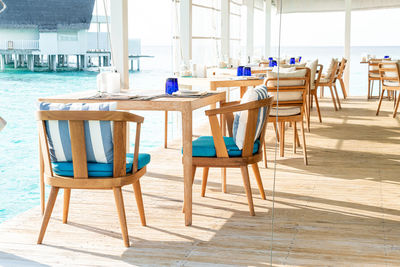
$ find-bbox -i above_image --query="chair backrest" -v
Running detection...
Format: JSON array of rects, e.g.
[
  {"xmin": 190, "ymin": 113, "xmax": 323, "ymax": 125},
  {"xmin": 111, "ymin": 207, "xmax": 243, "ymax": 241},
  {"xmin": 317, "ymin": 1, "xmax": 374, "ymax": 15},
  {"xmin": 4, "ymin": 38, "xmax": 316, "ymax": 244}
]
[
  {"xmin": 335, "ymin": 58, "xmax": 347, "ymax": 80},
  {"xmin": 378, "ymin": 61, "xmax": 400, "ymax": 88},
  {"xmin": 264, "ymin": 68, "xmax": 310, "ymax": 112},
  {"xmin": 325, "ymin": 59, "xmax": 339, "ymax": 82},
  {"xmin": 207, "ymin": 97, "xmax": 273, "ymax": 158},
  {"xmin": 37, "ymin": 110, "xmax": 144, "ymax": 179},
  {"xmin": 368, "ymin": 59, "xmax": 382, "ymax": 77}
]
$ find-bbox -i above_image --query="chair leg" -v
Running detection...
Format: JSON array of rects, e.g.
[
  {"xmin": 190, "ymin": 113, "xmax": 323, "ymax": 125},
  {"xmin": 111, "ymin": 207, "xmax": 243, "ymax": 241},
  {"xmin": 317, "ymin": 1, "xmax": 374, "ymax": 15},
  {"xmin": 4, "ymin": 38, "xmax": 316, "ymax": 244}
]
[
  {"xmin": 393, "ymin": 94, "xmax": 400, "ymax": 118},
  {"xmin": 263, "ymin": 141, "xmax": 268, "ymax": 168},
  {"xmin": 280, "ymin": 122, "xmax": 285, "ymax": 157},
  {"xmin": 39, "ymin": 144, "xmax": 45, "ymax": 215},
  {"xmin": 340, "ymin": 78, "xmax": 347, "ymax": 99},
  {"xmin": 113, "ymin": 187, "xmax": 129, "ymax": 247},
  {"xmin": 296, "ymin": 128, "xmax": 301, "ymax": 147},
  {"xmin": 300, "ymin": 120, "xmax": 308, "ymax": 166},
  {"xmin": 292, "ymin": 122, "xmax": 297, "ymax": 153},
  {"xmin": 368, "ymin": 79, "xmax": 371, "ymax": 99},
  {"xmin": 62, "ymin": 188, "xmax": 71, "ymax": 224},
  {"xmin": 201, "ymin": 167, "xmax": 209, "ymax": 197},
  {"xmin": 273, "ymin": 122, "xmax": 279, "ymax": 142},
  {"xmin": 37, "ymin": 186, "xmax": 59, "ymax": 244},
  {"xmin": 320, "ymin": 86, "xmax": 324, "ymax": 98},
  {"xmin": 240, "ymin": 166, "xmax": 255, "ymax": 216},
  {"xmin": 333, "ymin": 84, "xmax": 342, "ymax": 109},
  {"xmin": 376, "ymin": 89, "xmax": 385, "ymax": 116},
  {"xmin": 133, "ymin": 181, "xmax": 146, "ymax": 226},
  {"xmin": 221, "ymin": 168, "xmax": 227, "ymax": 193},
  {"xmin": 251, "ymin": 163, "xmax": 266, "ymax": 200},
  {"xmin": 314, "ymin": 93, "xmax": 322, "ymax": 123},
  {"xmin": 329, "ymin": 86, "xmax": 338, "ymax": 111},
  {"xmin": 183, "ymin": 166, "xmax": 197, "ymax": 212}
]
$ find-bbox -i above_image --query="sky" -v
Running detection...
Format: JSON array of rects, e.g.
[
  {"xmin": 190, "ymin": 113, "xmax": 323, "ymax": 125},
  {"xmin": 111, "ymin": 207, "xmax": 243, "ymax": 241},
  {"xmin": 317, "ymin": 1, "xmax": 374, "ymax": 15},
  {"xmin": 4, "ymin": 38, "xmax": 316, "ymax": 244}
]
[{"xmin": 98, "ymin": 0, "xmax": 400, "ymax": 47}]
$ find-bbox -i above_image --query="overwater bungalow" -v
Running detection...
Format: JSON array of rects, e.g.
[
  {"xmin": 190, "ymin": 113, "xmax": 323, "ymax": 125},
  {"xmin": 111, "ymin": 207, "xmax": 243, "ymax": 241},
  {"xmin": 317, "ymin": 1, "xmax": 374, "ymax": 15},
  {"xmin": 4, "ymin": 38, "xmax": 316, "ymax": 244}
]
[{"xmin": 0, "ymin": 0, "xmax": 400, "ymax": 266}]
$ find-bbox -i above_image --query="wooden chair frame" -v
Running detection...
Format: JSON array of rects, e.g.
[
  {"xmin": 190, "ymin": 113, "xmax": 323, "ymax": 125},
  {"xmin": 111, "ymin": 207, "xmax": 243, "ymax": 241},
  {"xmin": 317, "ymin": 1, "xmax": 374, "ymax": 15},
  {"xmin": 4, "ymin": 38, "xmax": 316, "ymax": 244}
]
[
  {"xmin": 310, "ymin": 64, "xmax": 323, "ymax": 123},
  {"xmin": 376, "ymin": 62, "xmax": 400, "ymax": 118},
  {"xmin": 336, "ymin": 58, "xmax": 348, "ymax": 99},
  {"xmin": 316, "ymin": 60, "xmax": 340, "ymax": 111},
  {"xmin": 264, "ymin": 68, "xmax": 310, "ymax": 166},
  {"xmin": 368, "ymin": 59, "xmax": 383, "ymax": 99},
  {"xmin": 190, "ymin": 97, "xmax": 273, "ymax": 216},
  {"xmin": 37, "ymin": 110, "xmax": 147, "ymax": 247}
]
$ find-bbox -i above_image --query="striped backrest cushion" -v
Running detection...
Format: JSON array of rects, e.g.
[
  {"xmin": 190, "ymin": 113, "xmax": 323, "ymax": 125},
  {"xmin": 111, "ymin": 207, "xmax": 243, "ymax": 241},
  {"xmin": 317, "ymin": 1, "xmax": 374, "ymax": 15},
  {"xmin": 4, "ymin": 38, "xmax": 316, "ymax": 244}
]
[
  {"xmin": 38, "ymin": 102, "xmax": 117, "ymax": 163},
  {"xmin": 233, "ymin": 85, "xmax": 269, "ymax": 150}
]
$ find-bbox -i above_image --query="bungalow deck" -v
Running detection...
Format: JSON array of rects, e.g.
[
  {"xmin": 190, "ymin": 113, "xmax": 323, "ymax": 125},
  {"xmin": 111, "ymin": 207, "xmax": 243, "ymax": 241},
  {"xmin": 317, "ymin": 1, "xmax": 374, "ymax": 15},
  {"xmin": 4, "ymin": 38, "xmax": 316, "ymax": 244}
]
[{"xmin": 0, "ymin": 97, "xmax": 399, "ymax": 266}]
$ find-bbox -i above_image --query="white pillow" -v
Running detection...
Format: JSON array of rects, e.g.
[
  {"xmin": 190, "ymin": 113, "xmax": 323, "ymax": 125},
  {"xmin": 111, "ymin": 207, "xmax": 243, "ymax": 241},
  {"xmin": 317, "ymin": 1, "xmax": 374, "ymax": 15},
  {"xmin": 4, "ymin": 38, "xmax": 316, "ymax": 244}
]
[
  {"xmin": 232, "ymin": 85, "xmax": 270, "ymax": 150},
  {"xmin": 325, "ymin": 58, "xmax": 338, "ymax": 77},
  {"xmin": 266, "ymin": 69, "xmax": 307, "ymax": 102},
  {"xmin": 272, "ymin": 66, "xmax": 296, "ymax": 73},
  {"xmin": 306, "ymin": 59, "xmax": 318, "ymax": 85}
]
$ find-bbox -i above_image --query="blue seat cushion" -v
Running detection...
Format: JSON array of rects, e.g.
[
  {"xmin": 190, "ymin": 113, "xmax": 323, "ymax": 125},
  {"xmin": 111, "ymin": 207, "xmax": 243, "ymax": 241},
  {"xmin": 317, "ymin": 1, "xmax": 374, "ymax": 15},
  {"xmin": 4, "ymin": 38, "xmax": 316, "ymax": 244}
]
[
  {"xmin": 52, "ymin": 153, "xmax": 151, "ymax": 177},
  {"xmin": 192, "ymin": 136, "xmax": 260, "ymax": 157}
]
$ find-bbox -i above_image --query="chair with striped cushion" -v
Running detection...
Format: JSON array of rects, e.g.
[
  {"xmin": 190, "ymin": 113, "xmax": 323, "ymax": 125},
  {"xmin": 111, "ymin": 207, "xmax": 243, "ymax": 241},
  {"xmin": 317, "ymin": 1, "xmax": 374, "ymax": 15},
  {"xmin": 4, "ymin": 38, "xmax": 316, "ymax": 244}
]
[
  {"xmin": 189, "ymin": 90, "xmax": 273, "ymax": 216},
  {"xmin": 37, "ymin": 102, "xmax": 150, "ymax": 247}
]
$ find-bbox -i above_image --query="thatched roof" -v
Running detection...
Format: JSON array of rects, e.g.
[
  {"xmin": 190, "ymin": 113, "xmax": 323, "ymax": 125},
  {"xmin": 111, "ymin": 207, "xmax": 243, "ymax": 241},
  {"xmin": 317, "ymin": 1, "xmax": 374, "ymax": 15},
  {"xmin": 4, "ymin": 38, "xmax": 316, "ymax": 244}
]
[{"xmin": 0, "ymin": 0, "xmax": 95, "ymax": 31}]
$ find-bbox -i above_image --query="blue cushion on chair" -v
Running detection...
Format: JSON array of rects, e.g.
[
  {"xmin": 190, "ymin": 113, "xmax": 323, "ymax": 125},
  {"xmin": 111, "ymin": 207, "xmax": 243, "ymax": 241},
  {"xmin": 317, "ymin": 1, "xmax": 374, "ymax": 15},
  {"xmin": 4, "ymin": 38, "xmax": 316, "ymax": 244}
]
[
  {"xmin": 192, "ymin": 136, "xmax": 260, "ymax": 157},
  {"xmin": 52, "ymin": 153, "xmax": 151, "ymax": 177}
]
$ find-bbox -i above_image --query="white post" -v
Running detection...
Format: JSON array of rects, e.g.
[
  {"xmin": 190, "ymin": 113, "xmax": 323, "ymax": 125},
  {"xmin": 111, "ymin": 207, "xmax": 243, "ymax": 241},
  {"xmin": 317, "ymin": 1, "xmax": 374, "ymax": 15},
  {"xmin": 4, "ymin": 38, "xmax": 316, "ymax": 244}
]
[
  {"xmin": 246, "ymin": 0, "xmax": 254, "ymax": 63},
  {"xmin": 180, "ymin": 0, "xmax": 192, "ymax": 66},
  {"xmin": 264, "ymin": 0, "xmax": 272, "ymax": 58},
  {"xmin": 344, "ymin": 0, "xmax": 351, "ymax": 95},
  {"xmin": 111, "ymin": 0, "xmax": 129, "ymax": 89},
  {"xmin": 221, "ymin": 0, "xmax": 230, "ymax": 60}
]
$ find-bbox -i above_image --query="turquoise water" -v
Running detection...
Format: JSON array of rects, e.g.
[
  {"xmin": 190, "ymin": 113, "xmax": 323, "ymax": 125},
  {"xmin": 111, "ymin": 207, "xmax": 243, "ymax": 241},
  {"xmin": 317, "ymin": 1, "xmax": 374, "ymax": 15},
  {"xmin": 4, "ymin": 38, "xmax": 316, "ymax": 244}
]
[{"xmin": 1, "ymin": 45, "xmax": 399, "ymax": 223}]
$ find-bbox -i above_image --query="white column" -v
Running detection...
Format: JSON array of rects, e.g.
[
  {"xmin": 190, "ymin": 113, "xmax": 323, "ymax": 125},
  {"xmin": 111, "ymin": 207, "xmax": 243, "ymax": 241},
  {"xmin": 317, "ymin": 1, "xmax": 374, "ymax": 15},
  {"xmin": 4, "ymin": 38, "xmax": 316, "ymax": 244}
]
[
  {"xmin": 221, "ymin": 0, "xmax": 230, "ymax": 60},
  {"xmin": 264, "ymin": 0, "xmax": 272, "ymax": 58},
  {"xmin": 111, "ymin": 0, "xmax": 129, "ymax": 89},
  {"xmin": 246, "ymin": 0, "xmax": 254, "ymax": 63},
  {"xmin": 180, "ymin": 0, "xmax": 192, "ymax": 66},
  {"xmin": 344, "ymin": 0, "xmax": 351, "ymax": 95}
]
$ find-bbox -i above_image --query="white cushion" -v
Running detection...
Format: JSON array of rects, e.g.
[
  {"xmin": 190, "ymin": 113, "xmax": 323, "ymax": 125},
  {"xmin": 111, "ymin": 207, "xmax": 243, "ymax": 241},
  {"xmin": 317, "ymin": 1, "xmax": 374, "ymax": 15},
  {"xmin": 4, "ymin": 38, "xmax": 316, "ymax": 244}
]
[
  {"xmin": 369, "ymin": 73, "xmax": 380, "ymax": 78},
  {"xmin": 319, "ymin": 77, "xmax": 330, "ymax": 83},
  {"xmin": 272, "ymin": 66, "xmax": 296, "ymax": 72},
  {"xmin": 325, "ymin": 58, "xmax": 338, "ymax": 78},
  {"xmin": 280, "ymin": 63, "xmax": 306, "ymax": 68},
  {"xmin": 269, "ymin": 107, "xmax": 301, "ymax": 117},
  {"xmin": 306, "ymin": 59, "xmax": 318, "ymax": 86},
  {"xmin": 383, "ymin": 81, "xmax": 400, "ymax": 87},
  {"xmin": 232, "ymin": 85, "xmax": 270, "ymax": 150},
  {"xmin": 266, "ymin": 69, "xmax": 307, "ymax": 87}
]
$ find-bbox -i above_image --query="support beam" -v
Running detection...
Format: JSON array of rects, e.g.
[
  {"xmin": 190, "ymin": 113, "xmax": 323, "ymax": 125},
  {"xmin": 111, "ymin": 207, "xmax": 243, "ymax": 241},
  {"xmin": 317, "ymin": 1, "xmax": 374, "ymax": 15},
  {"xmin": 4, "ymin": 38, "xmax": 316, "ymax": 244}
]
[
  {"xmin": 264, "ymin": 0, "xmax": 272, "ymax": 58},
  {"xmin": 221, "ymin": 0, "xmax": 230, "ymax": 60},
  {"xmin": 246, "ymin": 0, "xmax": 254, "ymax": 63},
  {"xmin": 344, "ymin": 0, "xmax": 351, "ymax": 95},
  {"xmin": 180, "ymin": 0, "xmax": 192, "ymax": 66},
  {"xmin": 0, "ymin": 54, "xmax": 5, "ymax": 71},
  {"xmin": 110, "ymin": 0, "xmax": 129, "ymax": 89}
]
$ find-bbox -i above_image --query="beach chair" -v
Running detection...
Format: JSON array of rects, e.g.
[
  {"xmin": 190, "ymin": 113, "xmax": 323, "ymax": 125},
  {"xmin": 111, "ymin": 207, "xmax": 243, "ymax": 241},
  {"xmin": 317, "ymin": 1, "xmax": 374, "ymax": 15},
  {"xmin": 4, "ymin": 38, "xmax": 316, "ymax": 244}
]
[
  {"xmin": 37, "ymin": 103, "xmax": 150, "ymax": 247},
  {"xmin": 265, "ymin": 68, "xmax": 310, "ymax": 165},
  {"xmin": 188, "ymin": 95, "xmax": 273, "ymax": 216},
  {"xmin": 376, "ymin": 61, "xmax": 400, "ymax": 118}
]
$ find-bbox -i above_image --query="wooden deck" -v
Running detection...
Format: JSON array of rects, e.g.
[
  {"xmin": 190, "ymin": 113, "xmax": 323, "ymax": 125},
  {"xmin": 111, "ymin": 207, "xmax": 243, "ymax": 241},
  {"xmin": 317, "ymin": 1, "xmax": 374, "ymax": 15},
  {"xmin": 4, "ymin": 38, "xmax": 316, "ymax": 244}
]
[{"xmin": 1, "ymin": 97, "xmax": 400, "ymax": 266}]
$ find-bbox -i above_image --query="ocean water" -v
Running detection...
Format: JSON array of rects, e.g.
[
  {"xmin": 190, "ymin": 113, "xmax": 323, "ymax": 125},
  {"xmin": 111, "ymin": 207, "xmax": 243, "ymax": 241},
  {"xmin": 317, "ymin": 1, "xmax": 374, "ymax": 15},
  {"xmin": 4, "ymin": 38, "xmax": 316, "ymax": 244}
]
[{"xmin": 0, "ymin": 45, "xmax": 397, "ymax": 223}]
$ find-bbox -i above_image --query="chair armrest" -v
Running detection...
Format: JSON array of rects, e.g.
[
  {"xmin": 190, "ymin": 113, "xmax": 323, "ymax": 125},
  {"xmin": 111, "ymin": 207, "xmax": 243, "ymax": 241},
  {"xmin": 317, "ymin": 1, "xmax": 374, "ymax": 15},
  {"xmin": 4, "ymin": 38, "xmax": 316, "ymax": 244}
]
[
  {"xmin": 315, "ymin": 64, "xmax": 323, "ymax": 84},
  {"xmin": 205, "ymin": 98, "xmax": 273, "ymax": 116},
  {"xmin": 220, "ymin": 101, "xmax": 241, "ymax": 107}
]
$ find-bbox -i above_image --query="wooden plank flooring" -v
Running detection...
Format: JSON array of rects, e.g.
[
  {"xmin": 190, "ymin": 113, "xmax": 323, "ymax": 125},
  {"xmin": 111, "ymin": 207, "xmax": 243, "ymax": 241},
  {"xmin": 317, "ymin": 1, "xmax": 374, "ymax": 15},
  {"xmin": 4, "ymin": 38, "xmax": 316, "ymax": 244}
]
[{"xmin": 1, "ymin": 97, "xmax": 400, "ymax": 266}]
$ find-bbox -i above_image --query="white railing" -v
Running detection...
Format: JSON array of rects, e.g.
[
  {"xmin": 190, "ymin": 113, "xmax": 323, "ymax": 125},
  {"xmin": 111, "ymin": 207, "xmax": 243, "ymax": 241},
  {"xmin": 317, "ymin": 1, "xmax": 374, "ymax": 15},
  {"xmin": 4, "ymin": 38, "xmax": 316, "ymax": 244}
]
[{"xmin": 0, "ymin": 40, "xmax": 39, "ymax": 50}]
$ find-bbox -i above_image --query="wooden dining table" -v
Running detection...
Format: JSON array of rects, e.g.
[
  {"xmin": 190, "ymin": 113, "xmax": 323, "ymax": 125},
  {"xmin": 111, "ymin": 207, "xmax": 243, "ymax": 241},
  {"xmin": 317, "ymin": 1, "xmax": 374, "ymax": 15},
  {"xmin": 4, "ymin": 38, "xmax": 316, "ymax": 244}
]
[{"xmin": 38, "ymin": 90, "xmax": 227, "ymax": 226}]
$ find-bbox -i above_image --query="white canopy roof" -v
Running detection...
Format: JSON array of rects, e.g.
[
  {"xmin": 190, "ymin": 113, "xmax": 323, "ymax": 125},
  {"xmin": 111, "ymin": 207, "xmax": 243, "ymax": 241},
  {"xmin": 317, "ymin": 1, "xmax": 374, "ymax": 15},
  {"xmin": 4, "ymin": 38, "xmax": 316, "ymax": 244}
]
[{"xmin": 273, "ymin": 0, "xmax": 400, "ymax": 13}]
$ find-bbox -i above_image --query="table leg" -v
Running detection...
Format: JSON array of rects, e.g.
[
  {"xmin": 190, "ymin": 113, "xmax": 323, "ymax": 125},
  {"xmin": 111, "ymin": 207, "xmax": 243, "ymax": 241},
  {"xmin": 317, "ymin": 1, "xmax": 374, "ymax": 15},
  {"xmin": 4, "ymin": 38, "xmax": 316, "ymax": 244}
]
[
  {"xmin": 164, "ymin": 111, "xmax": 168, "ymax": 148},
  {"xmin": 182, "ymin": 106, "xmax": 193, "ymax": 226},
  {"xmin": 39, "ymin": 138, "xmax": 45, "ymax": 215}
]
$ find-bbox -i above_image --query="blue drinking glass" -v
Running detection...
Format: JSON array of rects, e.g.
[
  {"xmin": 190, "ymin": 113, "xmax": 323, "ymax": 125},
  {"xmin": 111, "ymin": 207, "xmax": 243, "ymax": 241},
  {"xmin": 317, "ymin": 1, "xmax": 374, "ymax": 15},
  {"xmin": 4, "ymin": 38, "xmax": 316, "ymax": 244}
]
[
  {"xmin": 268, "ymin": 57, "xmax": 273, "ymax": 61},
  {"xmin": 290, "ymin": 57, "xmax": 296, "ymax": 65},
  {"xmin": 268, "ymin": 60, "xmax": 273, "ymax": 67},
  {"xmin": 272, "ymin": 60, "xmax": 277, "ymax": 67},
  {"xmin": 165, "ymin": 78, "xmax": 175, "ymax": 95},
  {"xmin": 244, "ymin": 67, "xmax": 251, "ymax": 76},
  {"xmin": 237, "ymin": 66, "xmax": 244, "ymax": 76},
  {"xmin": 384, "ymin": 55, "xmax": 390, "ymax": 59},
  {"xmin": 299, "ymin": 56, "xmax": 302, "ymax": 62},
  {"xmin": 172, "ymin": 78, "xmax": 179, "ymax": 93}
]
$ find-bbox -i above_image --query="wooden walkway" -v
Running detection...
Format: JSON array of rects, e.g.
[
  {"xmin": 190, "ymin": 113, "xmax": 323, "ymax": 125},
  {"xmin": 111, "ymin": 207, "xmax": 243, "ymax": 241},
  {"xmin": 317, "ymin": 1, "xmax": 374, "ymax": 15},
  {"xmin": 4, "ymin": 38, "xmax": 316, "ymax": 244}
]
[{"xmin": 1, "ymin": 97, "xmax": 400, "ymax": 266}]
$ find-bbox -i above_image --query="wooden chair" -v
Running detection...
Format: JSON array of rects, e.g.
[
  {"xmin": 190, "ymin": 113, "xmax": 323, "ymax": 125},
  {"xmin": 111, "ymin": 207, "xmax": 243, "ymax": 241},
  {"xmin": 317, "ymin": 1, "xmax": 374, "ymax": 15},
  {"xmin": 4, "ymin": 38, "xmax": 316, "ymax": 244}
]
[
  {"xmin": 190, "ymin": 97, "xmax": 273, "ymax": 216},
  {"xmin": 310, "ymin": 64, "xmax": 323, "ymax": 123},
  {"xmin": 368, "ymin": 59, "xmax": 382, "ymax": 99},
  {"xmin": 336, "ymin": 58, "xmax": 348, "ymax": 99},
  {"xmin": 376, "ymin": 61, "xmax": 400, "ymax": 118},
  {"xmin": 316, "ymin": 59, "xmax": 340, "ymax": 111},
  {"xmin": 265, "ymin": 68, "xmax": 310, "ymax": 165},
  {"xmin": 37, "ymin": 110, "xmax": 149, "ymax": 247}
]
